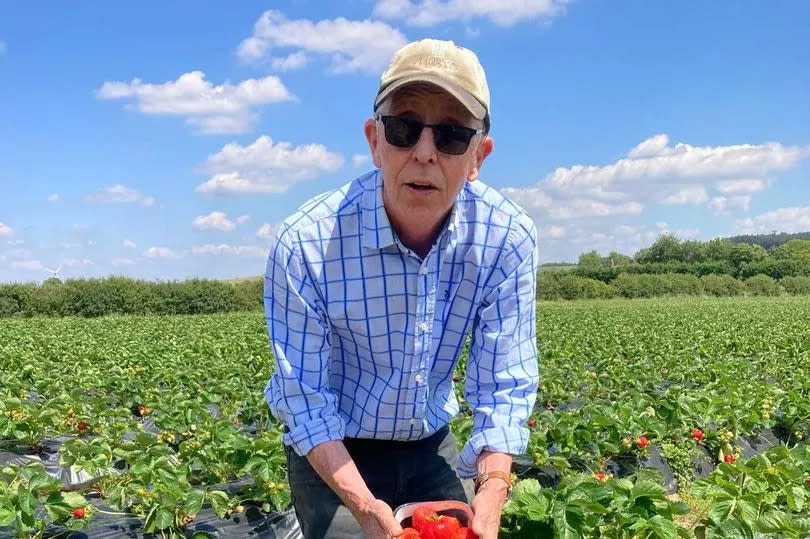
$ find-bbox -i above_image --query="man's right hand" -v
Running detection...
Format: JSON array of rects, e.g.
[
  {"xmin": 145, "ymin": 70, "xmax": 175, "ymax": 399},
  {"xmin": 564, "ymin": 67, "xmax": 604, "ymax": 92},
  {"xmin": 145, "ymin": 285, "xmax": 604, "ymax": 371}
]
[{"xmin": 352, "ymin": 498, "xmax": 403, "ymax": 538}]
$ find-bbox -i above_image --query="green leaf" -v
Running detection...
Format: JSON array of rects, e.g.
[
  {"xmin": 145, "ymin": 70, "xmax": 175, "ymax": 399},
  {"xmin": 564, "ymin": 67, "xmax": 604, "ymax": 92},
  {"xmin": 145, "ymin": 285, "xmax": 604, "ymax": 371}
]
[
  {"xmin": 186, "ymin": 490, "xmax": 204, "ymax": 516},
  {"xmin": 631, "ymin": 479, "xmax": 667, "ymax": 501},
  {"xmin": 61, "ymin": 491, "xmax": 87, "ymax": 508},
  {"xmin": 713, "ymin": 519, "xmax": 753, "ymax": 539},
  {"xmin": 154, "ymin": 507, "xmax": 174, "ymax": 530},
  {"xmin": 755, "ymin": 510, "xmax": 794, "ymax": 533},
  {"xmin": 0, "ymin": 507, "xmax": 14, "ymax": 526},
  {"xmin": 648, "ymin": 515, "xmax": 678, "ymax": 539},
  {"xmin": 708, "ymin": 499, "xmax": 736, "ymax": 524},
  {"xmin": 208, "ymin": 490, "xmax": 229, "ymax": 519}
]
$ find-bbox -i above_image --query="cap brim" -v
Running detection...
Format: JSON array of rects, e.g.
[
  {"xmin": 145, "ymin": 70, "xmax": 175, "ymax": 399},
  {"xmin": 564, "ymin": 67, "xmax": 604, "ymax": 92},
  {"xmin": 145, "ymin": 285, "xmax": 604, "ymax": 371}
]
[{"xmin": 374, "ymin": 74, "xmax": 487, "ymax": 120}]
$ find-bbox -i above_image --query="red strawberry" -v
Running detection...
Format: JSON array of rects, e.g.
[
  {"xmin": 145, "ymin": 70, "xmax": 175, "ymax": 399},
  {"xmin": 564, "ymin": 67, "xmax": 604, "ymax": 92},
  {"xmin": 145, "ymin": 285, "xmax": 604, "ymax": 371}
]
[
  {"xmin": 724, "ymin": 454, "xmax": 736, "ymax": 463},
  {"xmin": 72, "ymin": 507, "xmax": 86, "ymax": 519},
  {"xmin": 594, "ymin": 472, "xmax": 607, "ymax": 482},
  {"xmin": 77, "ymin": 421, "xmax": 89, "ymax": 432},
  {"xmin": 637, "ymin": 436, "xmax": 650, "ymax": 449},
  {"xmin": 457, "ymin": 527, "xmax": 478, "ymax": 539},
  {"xmin": 528, "ymin": 418, "xmax": 536, "ymax": 428},
  {"xmin": 691, "ymin": 429, "xmax": 704, "ymax": 441},
  {"xmin": 805, "ymin": 477, "xmax": 810, "ymax": 488}
]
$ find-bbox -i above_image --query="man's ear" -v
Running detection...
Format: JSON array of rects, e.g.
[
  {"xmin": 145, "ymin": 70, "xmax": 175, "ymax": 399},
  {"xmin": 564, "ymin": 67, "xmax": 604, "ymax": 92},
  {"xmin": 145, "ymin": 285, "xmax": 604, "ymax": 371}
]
[
  {"xmin": 468, "ymin": 136, "xmax": 494, "ymax": 182},
  {"xmin": 364, "ymin": 118, "xmax": 383, "ymax": 168}
]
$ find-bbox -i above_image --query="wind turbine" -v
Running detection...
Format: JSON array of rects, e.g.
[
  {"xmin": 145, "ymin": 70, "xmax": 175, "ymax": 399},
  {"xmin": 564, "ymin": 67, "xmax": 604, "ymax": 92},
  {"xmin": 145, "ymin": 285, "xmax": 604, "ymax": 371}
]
[{"xmin": 44, "ymin": 264, "xmax": 63, "ymax": 281}]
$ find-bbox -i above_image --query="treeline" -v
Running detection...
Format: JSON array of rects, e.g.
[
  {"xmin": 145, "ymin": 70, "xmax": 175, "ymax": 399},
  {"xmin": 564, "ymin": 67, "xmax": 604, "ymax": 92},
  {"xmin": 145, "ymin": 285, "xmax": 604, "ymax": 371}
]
[
  {"xmin": 726, "ymin": 231, "xmax": 810, "ymax": 250},
  {"xmin": 539, "ymin": 272, "xmax": 810, "ymax": 300},
  {"xmin": 540, "ymin": 234, "xmax": 810, "ymax": 300},
  {"xmin": 0, "ymin": 277, "xmax": 263, "ymax": 317}
]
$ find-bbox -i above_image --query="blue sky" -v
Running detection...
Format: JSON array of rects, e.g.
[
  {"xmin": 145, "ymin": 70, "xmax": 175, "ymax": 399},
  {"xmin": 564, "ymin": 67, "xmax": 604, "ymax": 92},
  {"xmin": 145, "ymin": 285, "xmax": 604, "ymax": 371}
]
[{"xmin": 1, "ymin": 1, "xmax": 809, "ymax": 282}]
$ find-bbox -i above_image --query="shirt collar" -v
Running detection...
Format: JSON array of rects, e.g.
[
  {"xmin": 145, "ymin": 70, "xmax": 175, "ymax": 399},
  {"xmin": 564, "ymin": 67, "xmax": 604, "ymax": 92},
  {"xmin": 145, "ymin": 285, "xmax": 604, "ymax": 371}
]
[{"xmin": 361, "ymin": 169, "xmax": 462, "ymax": 251}]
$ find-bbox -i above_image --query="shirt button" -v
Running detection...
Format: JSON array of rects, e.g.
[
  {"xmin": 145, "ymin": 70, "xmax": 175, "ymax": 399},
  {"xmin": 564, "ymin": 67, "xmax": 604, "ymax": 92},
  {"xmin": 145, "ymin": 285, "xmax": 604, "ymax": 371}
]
[
  {"xmin": 418, "ymin": 321, "xmax": 429, "ymax": 332},
  {"xmin": 419, "ymin": 267, "xmax": 428, "ymax": 275},
  {"xmin": 414, "ymin": 373, "xmax": 424, "ymax": 383}
]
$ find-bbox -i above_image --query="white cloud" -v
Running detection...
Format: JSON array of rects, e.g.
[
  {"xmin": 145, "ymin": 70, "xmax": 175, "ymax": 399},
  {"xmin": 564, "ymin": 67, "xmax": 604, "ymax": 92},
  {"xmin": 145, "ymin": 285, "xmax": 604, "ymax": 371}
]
[
  {"xmin": 549, "ymin": 200, "xmax": 643, "ymax": 220},
  {"xmin": 48, "ymin": 193, "xmax": 60, "ymax": 202},
  {"xmin": 237, "ymin": 10, "xmax": 407, "ymax": 73},
  {"xmin": 501, "ymin": 187, "xmax": 552, "ymax": 209},
  {"xmin": 192, "ymin": 211, "xmax": 237, "ymax": 231},
  {"xmin": 502, "ymin": 134, "xmax": 807, "ymax": 225},
  {"xmin": 257, "ymin": 222, "xmax": 281, "ymax": 240},
  {"xmin": 709, "ymin": 195, "xmax": 751, "ymax": 215},
  {"xmin": 539, "ymin": 225, "xmax": 566, "ymax": 239},
  {"xmin": 60, "ymin": 258, "xmax": 93, "ymax": 267},
  {"xmin": 12, "ymin": 260, "xmax": 43, "ymax": 271},
  {"xmin": 373, "ymin": 0, "xmax": 569, "ymax": 26},
  {"xmin": 545, "ymin": 135, "xmax": 802, "ymax": 193},
  {"xmin": 191, "ymin": 244, "xmax": 267, "ymax": 258},
  {"xmin": 660, "ymin": 185, "xmax": 709, "ymax": 205},
  {"xmin": 61, "ymin": 242, "xmax": 82, "ymax": 249},
  {"xmin": 196, "ymin": 136, "xmax": 343, "ymax": 196},
  {"xmin": 144, "ymin": 247, "xmax": 178, "ymax": 259},
  {"xmin": 715, "ymin": 178, "xmax": 767, "ymax": 194},
  {"xmin": 0, "ymin": 222, "xmax": 13, "ymax": 238},
  {"xmin": 271, "ymin": 51, "xmax": 309, "ymax": 71},
  {"xmin": 736, "ymin": 206, "xmax": 810, "ymax": 234},
  {"xmin": 10, "ymin": 249, "xmax": 32, "ymax": 259},
  {"xmin": 123, "ymin": 239, "xmax": 137, "ymax": 249},
  {"xmin": 112, "ymin": 257, "xmax": 137, "ymax": 266},
  {"xmin": 352, "ymin": 154, "xmax": 370, "ymax": 167},
  {"xmin": 236, "ymin": 215, "xmax": 251, "ymax": 225},
  {"xmin": 613, "ymin": 225, "xmax": 636, "ymax": 236},
  {"xmin": 97, "ymin": 71, "xmax": 294, "ymax": 135},
  {"xmin": 87, "ymin": 184, "xmax": 154, "ymax": 207},
  {"xmin": 7, "ymin": 239, "xmax": 24, "ymax": 246}
]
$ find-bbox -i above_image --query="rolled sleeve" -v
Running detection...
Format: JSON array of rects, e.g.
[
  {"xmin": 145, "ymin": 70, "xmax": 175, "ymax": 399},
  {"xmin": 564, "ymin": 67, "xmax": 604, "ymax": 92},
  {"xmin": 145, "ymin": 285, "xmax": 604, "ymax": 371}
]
[
  {"xmin": 263, "ymin": 230, "xmax": 345, "ymax": 456},
  {"xmin": 458, "ymin": 223, "xmax": 539, "ymax": 479}
]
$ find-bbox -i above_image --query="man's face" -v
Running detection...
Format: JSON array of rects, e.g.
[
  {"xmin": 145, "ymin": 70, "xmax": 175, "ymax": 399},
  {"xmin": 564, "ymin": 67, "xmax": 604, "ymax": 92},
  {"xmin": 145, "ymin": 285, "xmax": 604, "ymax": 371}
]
[{"xmin": 364, "ymin": 84, "xmax": 493, "ymax": 234}]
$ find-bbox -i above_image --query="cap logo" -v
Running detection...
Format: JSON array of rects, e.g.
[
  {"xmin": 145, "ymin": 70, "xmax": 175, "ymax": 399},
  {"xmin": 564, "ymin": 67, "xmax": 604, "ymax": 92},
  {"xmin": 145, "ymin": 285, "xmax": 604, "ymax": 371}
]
[{"xmin": 412, "ymin": 54, "xmax": 456, "ymax": 72}]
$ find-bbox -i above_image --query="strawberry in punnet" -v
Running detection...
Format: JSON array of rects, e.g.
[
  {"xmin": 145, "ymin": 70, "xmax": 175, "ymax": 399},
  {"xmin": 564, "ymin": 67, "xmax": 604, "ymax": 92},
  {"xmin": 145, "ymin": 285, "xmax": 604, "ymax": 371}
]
[
  {"xmin": 412, "ymin": 505, "xmax": 437, "ymax": 532},
  {"xmin": 72, "ymin": 507, "xmax": 86, "ymax": 519},
  {"xmin": 691, "ymin": 429, "xmax": 705, "ymax": 442},
  {"xmin": 637, "ymin": 436, "xmax": 650, "ymax": 449},
  {"xmin": 724, "ymin": 454, "xmax": 736, "ymax": 463}
]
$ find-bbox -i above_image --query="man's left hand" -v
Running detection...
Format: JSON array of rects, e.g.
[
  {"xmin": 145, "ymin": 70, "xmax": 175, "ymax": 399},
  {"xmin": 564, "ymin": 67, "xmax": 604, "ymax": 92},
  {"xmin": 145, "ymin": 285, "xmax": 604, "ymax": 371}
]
[{"xmin": 470, "ymin": 480, "xmax": 509, "ymax": 539}]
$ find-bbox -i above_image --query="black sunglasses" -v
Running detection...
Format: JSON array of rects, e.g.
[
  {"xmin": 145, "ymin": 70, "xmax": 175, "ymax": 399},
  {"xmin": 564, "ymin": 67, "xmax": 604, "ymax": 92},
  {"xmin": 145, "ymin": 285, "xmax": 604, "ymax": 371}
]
[{"xmin": 376, "ymin": 115, "xmax": 483, "ymax": 155}]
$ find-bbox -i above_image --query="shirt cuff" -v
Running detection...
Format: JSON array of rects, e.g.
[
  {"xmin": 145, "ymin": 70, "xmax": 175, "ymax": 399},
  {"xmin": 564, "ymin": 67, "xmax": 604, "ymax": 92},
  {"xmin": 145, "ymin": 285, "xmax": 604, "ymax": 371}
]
[
  {"xmin": 457, "ymin": 425, "xmax": 530, "ymax": 479},
  {"xmin": 282, "ymin": 415, "xmax": 346, "ymax": 457}
]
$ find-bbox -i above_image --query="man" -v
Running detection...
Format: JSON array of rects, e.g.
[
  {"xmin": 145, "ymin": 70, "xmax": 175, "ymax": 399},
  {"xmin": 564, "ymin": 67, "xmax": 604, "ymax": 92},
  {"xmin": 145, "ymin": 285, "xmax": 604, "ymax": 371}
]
[{"xmin": 264, "ymin": 38, "xmax": 538, "ymax": 539}]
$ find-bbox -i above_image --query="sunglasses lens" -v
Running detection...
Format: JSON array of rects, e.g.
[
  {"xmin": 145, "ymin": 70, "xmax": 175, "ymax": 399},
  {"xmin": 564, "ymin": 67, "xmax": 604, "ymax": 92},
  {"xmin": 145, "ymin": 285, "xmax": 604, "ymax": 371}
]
[
  {"xmin": 383, "ymin": 116, "xmax": 422, "ymax": 148},
  {"xmin": 433, "ymin": 124, "xmax": 475, "ymax": 155}
]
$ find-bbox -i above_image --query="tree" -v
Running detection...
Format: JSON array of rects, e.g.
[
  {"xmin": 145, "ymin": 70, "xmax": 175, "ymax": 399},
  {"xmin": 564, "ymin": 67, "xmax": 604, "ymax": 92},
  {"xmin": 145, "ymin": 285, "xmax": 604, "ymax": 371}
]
[
  {"xmin": 578, "ymin": 250, "xmax": 605, "ymax": 267},
  {"xmin": 771, "ymin": 239, "xmax": 810, "ymax": 264}
]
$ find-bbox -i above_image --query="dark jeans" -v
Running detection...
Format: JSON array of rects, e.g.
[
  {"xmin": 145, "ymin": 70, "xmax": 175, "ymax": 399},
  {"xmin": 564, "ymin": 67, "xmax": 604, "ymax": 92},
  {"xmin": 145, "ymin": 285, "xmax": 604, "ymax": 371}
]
[{"xmin": 285, "ymin": 426, "xmax": 469, "ymax": 539}]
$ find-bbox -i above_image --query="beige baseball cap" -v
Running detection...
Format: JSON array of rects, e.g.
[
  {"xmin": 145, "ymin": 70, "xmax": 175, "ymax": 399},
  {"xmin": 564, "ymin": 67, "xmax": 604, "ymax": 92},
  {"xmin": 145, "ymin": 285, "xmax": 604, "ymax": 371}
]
[{"xmin": 374, "ymin": 38, "xmax": 490, "ymax": 121}]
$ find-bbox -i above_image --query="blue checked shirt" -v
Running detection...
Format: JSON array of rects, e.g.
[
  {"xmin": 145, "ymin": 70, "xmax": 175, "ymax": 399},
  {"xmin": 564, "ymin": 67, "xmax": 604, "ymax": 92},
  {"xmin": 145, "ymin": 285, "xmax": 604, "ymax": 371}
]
[{"xmin": 263, "ymin": 170, "xmax": 538, "ymax": 479}]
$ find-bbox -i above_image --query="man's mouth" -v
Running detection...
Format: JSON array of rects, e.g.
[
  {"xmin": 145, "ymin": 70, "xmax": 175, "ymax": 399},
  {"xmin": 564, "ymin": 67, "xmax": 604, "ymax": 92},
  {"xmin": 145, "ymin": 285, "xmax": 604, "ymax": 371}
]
[{"xmin": 405, "ymin": 181, "xmax": 437, "ymax": 191}]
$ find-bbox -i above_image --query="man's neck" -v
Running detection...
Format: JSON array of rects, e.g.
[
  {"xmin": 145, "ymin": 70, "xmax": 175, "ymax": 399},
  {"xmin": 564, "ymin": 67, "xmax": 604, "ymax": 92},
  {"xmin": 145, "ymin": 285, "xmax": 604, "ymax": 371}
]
[{"xmin": 388, "ymin": 210, "xmax": 453, "ymax": 260}]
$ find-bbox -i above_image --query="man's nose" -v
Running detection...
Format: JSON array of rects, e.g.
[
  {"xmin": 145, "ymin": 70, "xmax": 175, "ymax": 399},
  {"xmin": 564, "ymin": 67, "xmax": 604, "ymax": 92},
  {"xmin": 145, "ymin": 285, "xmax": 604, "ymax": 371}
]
[{"xmin": 411, "ymin": 126, "xmax": 438, "ymax": 164}]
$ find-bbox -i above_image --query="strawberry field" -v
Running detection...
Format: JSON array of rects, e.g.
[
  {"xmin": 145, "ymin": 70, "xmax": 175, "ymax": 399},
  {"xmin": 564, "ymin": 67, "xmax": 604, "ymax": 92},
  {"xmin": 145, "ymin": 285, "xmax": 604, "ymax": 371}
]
[{"xmin": 1, "ymin": 297, "xmax": 809, "ymax": 538}]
